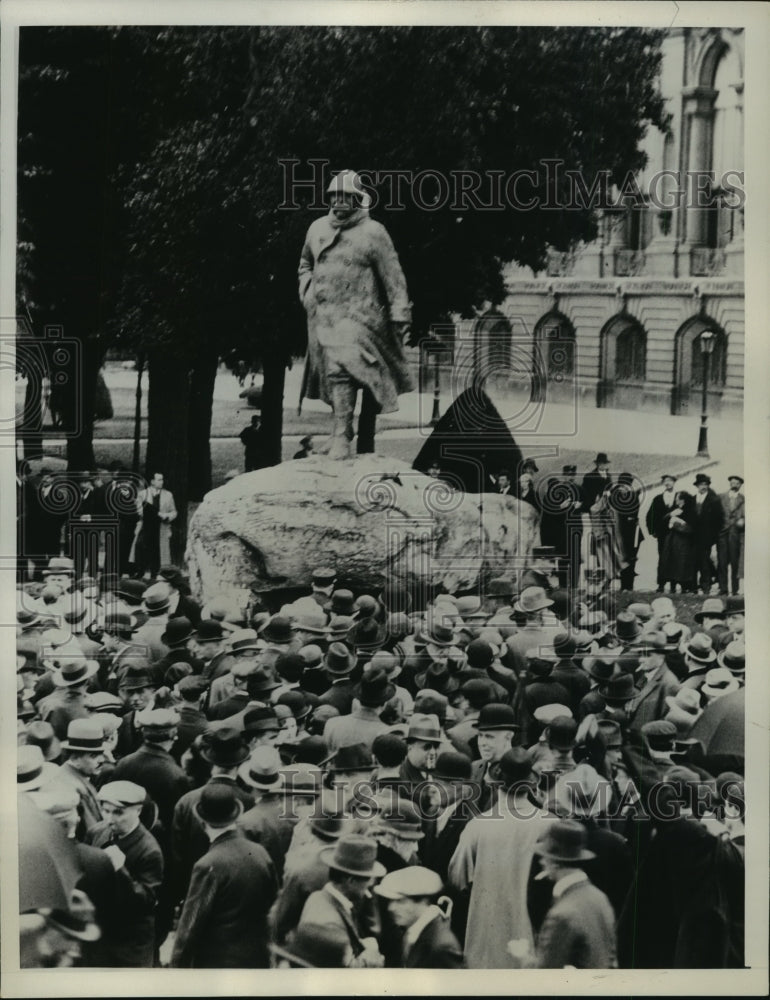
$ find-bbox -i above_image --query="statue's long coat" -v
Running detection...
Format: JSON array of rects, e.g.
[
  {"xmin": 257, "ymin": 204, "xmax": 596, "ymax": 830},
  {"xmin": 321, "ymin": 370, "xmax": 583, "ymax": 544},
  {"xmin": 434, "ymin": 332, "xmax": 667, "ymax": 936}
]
[{"xmin": 298, "ymin": 211, "xmax": 413, "ymax": 413}]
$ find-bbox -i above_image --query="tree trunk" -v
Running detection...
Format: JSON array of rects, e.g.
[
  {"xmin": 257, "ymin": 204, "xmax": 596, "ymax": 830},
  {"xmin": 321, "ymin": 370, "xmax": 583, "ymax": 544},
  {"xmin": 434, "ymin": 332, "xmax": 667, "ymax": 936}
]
[
  {"xmin": 260, "ymin": 351, "xmax": 286, "ymax": 466},
  {"xmin": 65, "ymin": 343, "xmax": 101, "ymax": 471},
  {"xmin": 146, "ymin": 350, "xmax": 191, "ymax": 563},
  {"xmin": 187, "ymin": 351, "xmax": 219, "ymax": 500}
]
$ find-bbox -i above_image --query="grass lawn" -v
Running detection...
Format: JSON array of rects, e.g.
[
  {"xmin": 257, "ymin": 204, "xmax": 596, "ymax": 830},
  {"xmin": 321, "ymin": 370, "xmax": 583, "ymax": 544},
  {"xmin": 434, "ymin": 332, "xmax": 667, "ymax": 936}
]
[{"xmin": 92, "ymin": 386, "xmax": 416, "ymax": 439}]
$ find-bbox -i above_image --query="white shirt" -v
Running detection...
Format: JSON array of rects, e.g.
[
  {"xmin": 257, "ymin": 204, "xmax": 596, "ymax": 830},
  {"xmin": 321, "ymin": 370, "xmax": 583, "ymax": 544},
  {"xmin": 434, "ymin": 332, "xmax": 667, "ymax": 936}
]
[{"xmin": 552, "ymin": 869, "xmax": 588, "ymax": 899}]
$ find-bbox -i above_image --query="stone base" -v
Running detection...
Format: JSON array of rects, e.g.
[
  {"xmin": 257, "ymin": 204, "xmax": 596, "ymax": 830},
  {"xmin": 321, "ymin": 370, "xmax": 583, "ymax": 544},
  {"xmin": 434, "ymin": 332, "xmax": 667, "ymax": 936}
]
[{"xmin": 186, "ymin": 454, "xmax": 537, "ymax": 603}]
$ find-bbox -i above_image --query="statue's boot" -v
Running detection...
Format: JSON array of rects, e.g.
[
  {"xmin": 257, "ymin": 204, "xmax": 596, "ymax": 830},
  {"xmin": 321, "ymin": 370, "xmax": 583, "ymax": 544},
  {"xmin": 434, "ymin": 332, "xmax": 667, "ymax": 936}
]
[
  {"xmin": 328, "ymin": 381, "xmax": 356, "ymax": 460},
  {"xmin": 356, "ymin": 387, "xmax": 380, "ymax": 455}
]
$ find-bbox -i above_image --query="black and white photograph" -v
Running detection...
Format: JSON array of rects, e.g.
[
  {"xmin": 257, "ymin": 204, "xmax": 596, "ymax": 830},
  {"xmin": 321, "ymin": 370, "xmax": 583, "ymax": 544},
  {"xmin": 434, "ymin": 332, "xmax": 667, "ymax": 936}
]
[{"xmin": 2, "ymin": 1, "xmax": 768, "ymax": 995}]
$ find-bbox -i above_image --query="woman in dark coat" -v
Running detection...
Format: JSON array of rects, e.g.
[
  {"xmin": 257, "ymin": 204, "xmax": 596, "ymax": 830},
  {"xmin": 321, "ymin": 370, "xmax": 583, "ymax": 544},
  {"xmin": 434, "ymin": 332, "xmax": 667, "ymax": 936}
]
[{"xmin": 660, "ymin": 491, "xmax": 697, "ymax": 593}]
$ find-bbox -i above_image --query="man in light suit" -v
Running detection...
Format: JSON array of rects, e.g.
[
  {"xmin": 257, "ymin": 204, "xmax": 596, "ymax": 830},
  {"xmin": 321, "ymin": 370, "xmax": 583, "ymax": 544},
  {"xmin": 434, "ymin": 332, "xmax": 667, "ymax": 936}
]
[
  {"xmin": 717, "ymin": 475, "xmax": 745, "ymax": 597},
  {"xmin": 530, "ymin": 820, "xmax": 617, "ymax": 969},
  {"xmin": 131, "ymin": 472, "xmax": 177, "ymax": 578}
]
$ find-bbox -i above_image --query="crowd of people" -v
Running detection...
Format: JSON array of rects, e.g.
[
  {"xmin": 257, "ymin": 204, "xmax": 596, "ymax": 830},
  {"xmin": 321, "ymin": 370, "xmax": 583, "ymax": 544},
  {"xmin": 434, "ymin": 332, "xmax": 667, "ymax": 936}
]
[
  {"xmin": 460, "ymin": 456, "xmax": 745, "ymax": 597},
  {"xmin": 16, "ymin": 536, "xmax": 746, "ymax": 970}
]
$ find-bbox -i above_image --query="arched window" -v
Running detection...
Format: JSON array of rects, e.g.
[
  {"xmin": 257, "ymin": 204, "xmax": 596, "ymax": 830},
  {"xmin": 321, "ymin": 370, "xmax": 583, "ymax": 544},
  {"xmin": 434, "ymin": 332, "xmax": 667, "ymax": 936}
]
[
  {"xmin": 615, "ymin": 325, "xmax": 647, "ymax": 382},
  {"xmin": 707, "ymin": 44, "xmax": 743, "ymax": 250},
  {"xmin": 690, "ymin": 330, "xmax": 727, "ymax": 387}
]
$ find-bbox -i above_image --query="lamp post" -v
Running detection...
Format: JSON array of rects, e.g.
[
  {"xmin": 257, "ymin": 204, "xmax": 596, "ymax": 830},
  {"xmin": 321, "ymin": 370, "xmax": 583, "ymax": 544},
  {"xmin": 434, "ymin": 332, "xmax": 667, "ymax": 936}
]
[
  {"xmin": 430, "ymin": 342, "xmax": 442, "ymax": 426},
  {"xmin": 696, "ymin": 330, "xmax": 715, "ymax": 457}
]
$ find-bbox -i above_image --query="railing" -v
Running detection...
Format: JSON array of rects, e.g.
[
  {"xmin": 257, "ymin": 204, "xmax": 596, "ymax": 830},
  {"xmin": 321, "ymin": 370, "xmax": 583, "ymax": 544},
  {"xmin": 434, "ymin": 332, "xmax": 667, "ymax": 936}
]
[
  {"xmin": 613, "ymin": 250, "xmax": 646, "ymax": 276},
  {"xmin": 690, "ymin": 247, "xmax": 727, "ymax": 276}
]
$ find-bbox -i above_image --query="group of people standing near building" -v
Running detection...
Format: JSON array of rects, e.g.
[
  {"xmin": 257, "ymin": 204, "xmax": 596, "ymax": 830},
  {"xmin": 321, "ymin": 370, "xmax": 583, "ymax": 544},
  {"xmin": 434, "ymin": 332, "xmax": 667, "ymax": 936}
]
[{"xmin": 483, "ymin": 454, "xmax": 744, "ymax": 598}]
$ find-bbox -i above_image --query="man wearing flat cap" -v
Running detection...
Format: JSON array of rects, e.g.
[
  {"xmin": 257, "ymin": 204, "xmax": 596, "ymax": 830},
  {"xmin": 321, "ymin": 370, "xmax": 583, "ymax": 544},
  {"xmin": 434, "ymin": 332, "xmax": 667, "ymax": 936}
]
[
  {"xmin": 298, "ymin": 169, "xmax": 413, "ymax": 459},
  {"xmin": 717, "ymin": 475, "xmax": 744, "ymax": 597},
  {"xmin": 375, "ymin": 866, "xmax": 465, "ymax": 968},
  {"xmin": 87, "ymin": 781, "xmax": 164, "ymax": 966}
]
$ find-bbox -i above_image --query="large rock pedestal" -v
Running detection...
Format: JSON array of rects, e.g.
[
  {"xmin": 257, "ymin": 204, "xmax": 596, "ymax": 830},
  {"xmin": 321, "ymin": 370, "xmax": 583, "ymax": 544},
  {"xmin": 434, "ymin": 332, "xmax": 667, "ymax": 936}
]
[{"xmin": 186, "ymin": 454, "xmax": 536, "ymax": 604}]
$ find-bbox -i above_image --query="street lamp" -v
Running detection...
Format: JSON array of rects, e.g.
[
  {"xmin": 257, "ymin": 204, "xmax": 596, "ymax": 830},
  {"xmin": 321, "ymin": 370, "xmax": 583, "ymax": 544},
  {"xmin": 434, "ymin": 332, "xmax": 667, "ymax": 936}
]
[
  {"xmin": 696, "ymin": 330, "xmax": 715, "ymax": 458},
  {"xmin": 430, "ymin": 347, "xmax": 441, "ymax": 426}
]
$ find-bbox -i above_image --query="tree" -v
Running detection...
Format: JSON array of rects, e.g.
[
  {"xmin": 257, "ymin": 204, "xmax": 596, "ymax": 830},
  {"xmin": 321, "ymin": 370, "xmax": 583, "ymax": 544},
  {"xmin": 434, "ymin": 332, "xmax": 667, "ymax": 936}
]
[{"xmin": 19, "ymin": 25, "xmax": 668, "ymax": 557}]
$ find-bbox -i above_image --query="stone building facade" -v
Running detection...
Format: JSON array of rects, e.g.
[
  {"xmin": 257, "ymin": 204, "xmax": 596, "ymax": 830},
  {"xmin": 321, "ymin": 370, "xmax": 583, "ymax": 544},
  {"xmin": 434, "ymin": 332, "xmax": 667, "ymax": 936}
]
[{"xmin": 441, "ymin": 27, "xmax": 744, "ymax": 418}]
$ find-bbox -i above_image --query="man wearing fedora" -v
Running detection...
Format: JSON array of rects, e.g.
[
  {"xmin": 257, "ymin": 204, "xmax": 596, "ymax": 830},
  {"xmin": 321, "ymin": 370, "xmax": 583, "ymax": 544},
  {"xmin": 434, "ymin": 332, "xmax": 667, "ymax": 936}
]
[
  {"xmin": 504, "ymin": 586, "xmax": 558, "ymax": 673},
  {"xmin": 449, "ymin": 747, "xmax": 554, "ymax": 968},
  {"xmin": 297, "ymin": 833, "xmax": 386, "ymax": 966},
  {"xmin": 717, "ymin": 475, "xmax": 744, "ymax": 597},
  {"xmin": 528, "ymin": 819, "xmax": 617, "ymax": 968},
  {"xmin": 132, "ymin": 582, "xmax": 172, "ymax": 664},
  {"xmin": 171, "ymin": 727, "xmax": 253, "ymax": 902},
  {"xmin": 397, "ymin": 713, "xmax": 443, "ymax": 801},
  {"xmin": 678, "ymin": 633, "xmax": 718, "ymax": 693},
  {"xmin": 158, "ymin": 565, "xmax": 201, "ymax": 625},
  {"xmin": 169, "ymin": 676, "xmax": 208, "ymax": 761},
  {"xmin": 270, "ymin": 812, "xmax": 353, "ymax": 945},
  {"xmin": 206, "ymin": 658, "xmax": 267, "ymax": 722},
  {"xmin": 191, "ymin": 619, "xmax": 229, "ymax": 685},
  {"xmin": 172, "ymin": 784, "xmax": 278, "ymax": 968},
  {"xmin": 38, "ymin": 656, "xmax": 98, "ymax": 741},
  {"xmin": 88, "ymin": 780, "xmax": 164, "ymax": 966},
  {"xmin": 547, "ymin": 764, "xmax": 632, "ymax": 918},
  {"xmin": 238, "ymin": 745, "xmax": 300, "ymax": 878},
  {"xmin": 298, "ymin": 169, "xmax": 413, "ymax": 460},
  {"xmin": 317, "ymin": 642, "xmax": 359, "ymax": 714},
  {"xmin": 692, "ymin": 473, "xmax": 724, "ymax": 594},
  {"xmin": 114, "ymin": 665, "xmax": 157, "ymax": 759},
  {"xmin": 626, "ymin": 631, "xmax": 682, "ymax": 731},
  {"xmin": 100, "ymin": 613, "xmax": 149, "ymax": 693},
  {"xmin": 323, "ymin": 667, "xmax": 394, "ymax": 753},
  {"xmin": 420, "ymin": 751, "xmax": 477, "ymax": 884}
]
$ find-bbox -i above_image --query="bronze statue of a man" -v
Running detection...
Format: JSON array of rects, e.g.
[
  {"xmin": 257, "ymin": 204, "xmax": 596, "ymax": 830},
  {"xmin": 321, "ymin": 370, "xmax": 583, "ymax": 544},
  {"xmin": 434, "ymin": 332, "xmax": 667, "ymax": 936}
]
[{"xmin": 298, "ymin": 170, "xmax": 413, "ymax": 460}]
